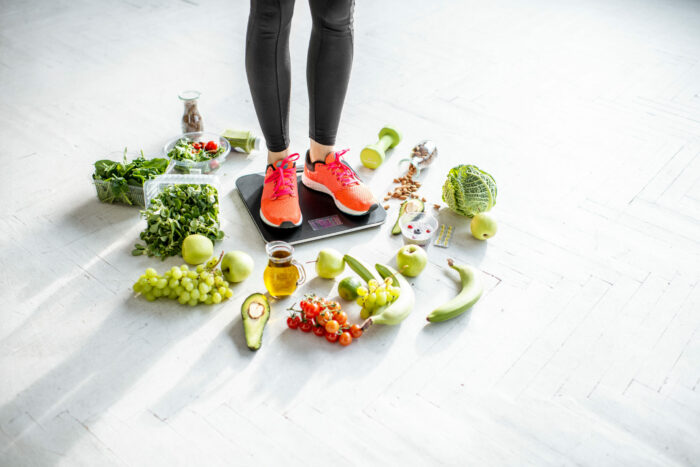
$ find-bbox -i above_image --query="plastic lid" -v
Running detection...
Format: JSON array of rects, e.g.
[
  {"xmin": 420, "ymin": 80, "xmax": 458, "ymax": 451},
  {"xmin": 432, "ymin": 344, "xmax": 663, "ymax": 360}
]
[
  {"xmin": 178, "ymin": 90, "xmax": 201, "ymax": 101},
  {"xmin": 253, "ymin": 137, "xmax": 261, "ymax": 151}
]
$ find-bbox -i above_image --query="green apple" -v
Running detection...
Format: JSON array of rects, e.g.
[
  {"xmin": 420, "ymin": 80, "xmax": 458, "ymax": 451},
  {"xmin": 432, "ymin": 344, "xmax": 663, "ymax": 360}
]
[
  {"xmin": 316, "ymin": 248, "xmax": 345, "ymax": 279},
  {"xmin": 221, "ymin": 251, "xmax": 254, "ymax": 283},
  {"xmin": 470, "ymin": 212, "xmax": 498, "ymax": 240},
  {"xmin": 396, "ymin": 244, "xmax": 428, "ymax": 277},
  {"xmin": 181, "ymin": 234, "xmax": 213, "ymax": 265}
]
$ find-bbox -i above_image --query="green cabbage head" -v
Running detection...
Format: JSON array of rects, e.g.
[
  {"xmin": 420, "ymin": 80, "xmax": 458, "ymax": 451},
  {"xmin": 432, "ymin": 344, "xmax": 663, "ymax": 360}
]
[{"xmin": 442, "ymin": 165, "xmax": 497, "ymax": 217}]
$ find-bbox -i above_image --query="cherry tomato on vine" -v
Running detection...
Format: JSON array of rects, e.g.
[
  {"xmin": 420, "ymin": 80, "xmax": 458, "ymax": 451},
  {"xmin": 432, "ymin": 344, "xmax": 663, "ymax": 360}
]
[
  {"xmin": 325, "ymin": 332, "xmax": 339, "ymax": 343},
  {"xmin": 300, "ymin": 321, "xmax": 313, "ymax": 333},
  {"xmin": 349, "ymin": 324, "xmax": 363, "ymax": 338},
  {"xmin": 325, "ymin": 320, "xmax": 339, "ymax": 334},
  {"xmin": 339, "ymin": 332, "xmax": 352, "ymax": 346},
  {"xmin": 287, "ymin": 316, "xmax": 300, "ymax": 329},
  {"xmin": 332, "ymin": 311, "xmax": 347, "ymax": 325},
  {"xmin": 316, "ymin": 310, "xmax": 332, "ymax": 326},
  {"xmin": 305, "ymin": 302, "xmax": 321, "ymax": 319},
  {"xmin": 313, "ymin": 325, "xmax": 325, "ymax": 337}
]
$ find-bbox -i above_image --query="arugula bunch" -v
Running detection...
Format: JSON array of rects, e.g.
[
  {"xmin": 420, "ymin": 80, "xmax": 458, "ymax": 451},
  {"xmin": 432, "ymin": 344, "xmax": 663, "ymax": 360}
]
[
  {"xmin": 93, "ymin": 149, "xmax": 169, "ymax": 205},
  {"xmin": 167, "ymin": 138, "xmax": 225, "ymax": 162},
  {"xmin": 133, "ymin": 184, "xmax": 224, "ymax": 259}
]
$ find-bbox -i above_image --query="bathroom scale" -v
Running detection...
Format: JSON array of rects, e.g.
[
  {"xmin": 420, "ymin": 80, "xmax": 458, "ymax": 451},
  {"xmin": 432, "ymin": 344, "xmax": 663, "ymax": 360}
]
[{"xmin": 236, "ymin": 168, "xmax": 387, "ymax": 245}]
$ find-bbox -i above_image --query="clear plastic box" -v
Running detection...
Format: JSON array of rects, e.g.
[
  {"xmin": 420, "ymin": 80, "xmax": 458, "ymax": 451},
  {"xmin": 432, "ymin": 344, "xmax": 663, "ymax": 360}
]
[
  {"xmin": 163, "ymin": 131, "xmax": 231, "ymax": 174},
  {"xmin": 93, "ymin": 179, "xmax": 147, "ymax": 207},
  {"xmin": 143, "ymin": 174, "xmax": 221, "ymax": 208},
  {"xmin": 92, "ymin": 154, "xmax": 173, "ymax": 207}
]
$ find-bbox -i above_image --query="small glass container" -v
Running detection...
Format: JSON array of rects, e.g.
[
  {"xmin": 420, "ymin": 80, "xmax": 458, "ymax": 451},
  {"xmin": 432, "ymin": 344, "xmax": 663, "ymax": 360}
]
[
  {"xmin": 263, "ymin": 241, "xmax": 306, "ymax": 298},
  {"xmin": 399, "ymin": 211, "xmax": 438, "ymax": 248},
  {"xmin": 179, "ymin": 90, "xmax": 203, "ymax": 133}
]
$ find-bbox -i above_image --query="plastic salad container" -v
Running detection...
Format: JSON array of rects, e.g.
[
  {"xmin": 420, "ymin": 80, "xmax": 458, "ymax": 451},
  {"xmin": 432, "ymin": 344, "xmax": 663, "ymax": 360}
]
[
  {"xmin": 143, "ymin": 174, "xmax": 221, "ymax": 208},
  {"xmin": 92, "ymin": 151, "xmax": 172, "ymax": 207},
  {"xmin": 163, "ymin": 131, "xmax": 231, "ymax": 174}
]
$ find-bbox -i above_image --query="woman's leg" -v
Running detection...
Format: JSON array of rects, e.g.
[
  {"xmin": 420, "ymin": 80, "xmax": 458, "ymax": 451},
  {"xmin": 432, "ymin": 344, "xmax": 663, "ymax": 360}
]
[
  {"xmin": 247, "ymin": 0, "xmax": 302, "ymax": 228},
  {"xmin": 307, "ymin": 0, "xmax": 354, "ymax": 162},
  {"xmin": 302, "ymin": 0, "xmax": 376, "ymax": 216},
  {"xmin": 245, "ymin": 0, "xmax": 296, "ymax": 163}
]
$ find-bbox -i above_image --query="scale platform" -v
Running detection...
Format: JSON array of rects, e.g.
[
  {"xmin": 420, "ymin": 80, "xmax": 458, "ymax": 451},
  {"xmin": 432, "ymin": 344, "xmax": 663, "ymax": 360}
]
[{"xmin": 236, "ymin": 169, "xmax": 387, "ymax": 245}]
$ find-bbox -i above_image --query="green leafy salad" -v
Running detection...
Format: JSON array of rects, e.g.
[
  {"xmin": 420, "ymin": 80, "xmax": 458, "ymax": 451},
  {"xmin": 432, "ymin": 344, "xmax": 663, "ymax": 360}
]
[
  {"xmin": 167, "ymin": 138, "xmax": 225, "ymax": 163},
  {"xmin": 133, "ymin": 184, "xmax": 224, "ymax": 259},
  {"xmin": 92, "ymin": 150, "xmax": 169, "ymax": 205}
]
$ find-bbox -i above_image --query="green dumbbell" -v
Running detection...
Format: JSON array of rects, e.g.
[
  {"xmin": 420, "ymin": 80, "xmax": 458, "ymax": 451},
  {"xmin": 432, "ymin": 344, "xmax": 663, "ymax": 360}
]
[{"xmin": 360, "ymin": 126, "xmax": 402, "ymax": 169}]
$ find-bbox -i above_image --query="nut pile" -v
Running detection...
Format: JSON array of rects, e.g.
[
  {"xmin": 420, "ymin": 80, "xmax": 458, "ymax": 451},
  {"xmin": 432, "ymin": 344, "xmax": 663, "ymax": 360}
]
[{"xmin": 383, "ymin": 165, "xmax": 427, "ymax": 209}]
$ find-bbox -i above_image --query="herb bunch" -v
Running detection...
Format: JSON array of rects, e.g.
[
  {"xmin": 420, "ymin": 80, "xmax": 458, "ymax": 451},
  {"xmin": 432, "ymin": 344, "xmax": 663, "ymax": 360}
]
[{"xmin": 133, "ymin": 184, "xmax": 224, "ymax": 259}]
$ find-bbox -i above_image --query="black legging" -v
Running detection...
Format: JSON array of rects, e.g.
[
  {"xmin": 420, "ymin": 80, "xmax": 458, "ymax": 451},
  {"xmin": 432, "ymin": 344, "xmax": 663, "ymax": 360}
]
[{"xmin": 245, "ymin": 0, "xmax": 354, "ymax": 152}]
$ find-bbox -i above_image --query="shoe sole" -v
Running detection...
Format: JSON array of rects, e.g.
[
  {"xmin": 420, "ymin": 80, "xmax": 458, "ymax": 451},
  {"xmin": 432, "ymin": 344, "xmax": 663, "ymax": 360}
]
[
  {"xmin": 301, "ymin": 173, "xmax": 377, "ymax": 216},
  {"xmin": 259, "ymin": 208, "xmax": 302, "ymax": 229}
]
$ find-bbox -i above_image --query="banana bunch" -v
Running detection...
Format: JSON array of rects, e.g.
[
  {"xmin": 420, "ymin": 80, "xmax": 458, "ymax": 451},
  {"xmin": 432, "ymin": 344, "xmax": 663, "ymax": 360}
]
[{"xmin": 427, "ymin": 259, "xmax": 483, "ymax": 322}]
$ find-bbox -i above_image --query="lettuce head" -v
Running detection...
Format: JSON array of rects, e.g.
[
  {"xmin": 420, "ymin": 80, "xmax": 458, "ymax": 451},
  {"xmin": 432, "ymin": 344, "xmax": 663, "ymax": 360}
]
[{"xmin": 442, "ymin": 165, "xmax": 497, "ymax": 217}]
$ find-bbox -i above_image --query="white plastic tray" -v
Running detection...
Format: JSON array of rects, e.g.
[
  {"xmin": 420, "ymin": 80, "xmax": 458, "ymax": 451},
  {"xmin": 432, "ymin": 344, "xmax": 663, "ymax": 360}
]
[{"xmin": 143, "ymin": 174, "xmax": 221, "ymax": 208}]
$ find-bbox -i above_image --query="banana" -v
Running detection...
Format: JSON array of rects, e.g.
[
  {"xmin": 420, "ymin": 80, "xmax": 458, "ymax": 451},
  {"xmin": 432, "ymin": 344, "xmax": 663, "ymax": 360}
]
[
  {"xmin": 362, "ymin": 264, "xmax": 415, "ymax": 327},
  {"xmin": 343, "ymin": 254, "xmax": 377, "ymax": 283},
  {"xmin": 427, "ymin": 259, "xmax": 483, "ymax": 322}
]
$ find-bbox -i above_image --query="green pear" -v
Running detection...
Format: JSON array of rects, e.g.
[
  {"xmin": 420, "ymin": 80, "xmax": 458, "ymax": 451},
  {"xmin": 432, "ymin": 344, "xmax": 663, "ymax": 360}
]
[
  {"xmin": 470, "ymin": 212, "xmax": 498, "ymax": 240},
  {"xmin": 316, "ymin": 248, "xmax": 345, "ymax": 279}
]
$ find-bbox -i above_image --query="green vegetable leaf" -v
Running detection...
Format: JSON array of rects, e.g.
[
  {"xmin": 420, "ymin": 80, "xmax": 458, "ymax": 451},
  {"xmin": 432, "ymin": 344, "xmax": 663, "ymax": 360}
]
[{"xmin": 442, "ymin": 165, "xmax": 497, "ymax": 217}]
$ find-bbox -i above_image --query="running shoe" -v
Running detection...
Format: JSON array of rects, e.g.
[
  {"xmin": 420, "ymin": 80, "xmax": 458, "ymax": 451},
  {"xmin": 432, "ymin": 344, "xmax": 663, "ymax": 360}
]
[
  {"xmin": 260, "ymin": 153, "xmax": 302, "ymax": 228},
  {"xmin": 302, "ymin": 149, "xmax": 377, "ymax": 215}
]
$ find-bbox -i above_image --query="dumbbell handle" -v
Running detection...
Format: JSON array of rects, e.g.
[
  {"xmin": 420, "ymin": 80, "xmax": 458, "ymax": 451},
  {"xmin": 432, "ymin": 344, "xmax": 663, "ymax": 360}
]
[{"xmin": 376, "ymin": 134, "xmax": 394, "ymax": 151}]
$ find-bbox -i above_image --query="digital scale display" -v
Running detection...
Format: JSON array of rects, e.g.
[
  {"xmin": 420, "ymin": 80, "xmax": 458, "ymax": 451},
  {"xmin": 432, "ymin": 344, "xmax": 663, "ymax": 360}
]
[{"xmin": 308, "ymin": 215, "xmax": 343, "ymax": 231}]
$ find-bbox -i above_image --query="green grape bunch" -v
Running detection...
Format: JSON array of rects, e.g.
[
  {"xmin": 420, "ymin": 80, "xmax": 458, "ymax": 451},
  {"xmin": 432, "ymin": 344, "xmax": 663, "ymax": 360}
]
[
  {"xmin": 132, "ymin": 257, "xmax": 233, "ymax": 306},
  {"xmin": 356, "ymin": 277, "xmax": 401, "ymax": 319}
]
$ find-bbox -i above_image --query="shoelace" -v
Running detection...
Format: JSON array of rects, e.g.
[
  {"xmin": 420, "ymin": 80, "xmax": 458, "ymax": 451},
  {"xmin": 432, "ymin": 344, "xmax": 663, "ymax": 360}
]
[
  {"xmin": 327, "ymin": 149, "xmax": 359, "ymax": 187},
  {"xmin": 265, "ymin": 153, "xmax": 299, "ymax": 199}
]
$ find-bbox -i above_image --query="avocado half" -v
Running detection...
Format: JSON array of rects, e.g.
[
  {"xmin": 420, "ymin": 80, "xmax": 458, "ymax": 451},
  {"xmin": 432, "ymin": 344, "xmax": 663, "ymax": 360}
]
[
  {"xmin": 241, "ymin": 293, "xmax": 270, "ymax": 351},
  {"xmin": 391, "ymin": 198, "xmax": 425, "ymax": 235}
]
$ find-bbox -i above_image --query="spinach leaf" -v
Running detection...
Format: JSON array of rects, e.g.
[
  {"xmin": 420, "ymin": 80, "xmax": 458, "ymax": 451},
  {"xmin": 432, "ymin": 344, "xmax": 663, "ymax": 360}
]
[{"xmin": 92, "ymin": 149, "xmax": 170, "ymax": 206}]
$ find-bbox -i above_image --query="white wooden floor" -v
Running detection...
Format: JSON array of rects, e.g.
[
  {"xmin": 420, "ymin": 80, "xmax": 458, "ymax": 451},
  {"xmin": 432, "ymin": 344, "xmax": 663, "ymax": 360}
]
[{"xmin": 2, "ymin": 0, "xmax": 700, "ymax": 465}]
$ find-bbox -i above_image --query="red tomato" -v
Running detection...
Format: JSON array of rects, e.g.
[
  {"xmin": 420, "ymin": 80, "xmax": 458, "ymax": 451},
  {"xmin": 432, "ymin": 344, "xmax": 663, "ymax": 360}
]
[
  {"xmin": 325, "ymin": 332, "xmax": 338, "ymax": 343},
  {"xmin": 333, "ymin": 311, "xmax": 347, "ymax": 326},
  {"xmin": 349, "ymin": 324, "xmax": 363, "ymax": 338},
  {"xmin": 287, "ymin": 316, "xmax": 299, "ymax": 329},
  {"xmin": 306, "ymin": 303, "xmax": 320, "ymax": 319},
  {"xmin": 339, "ymin": 332, "xmax": 352, "ymax": 346},
  {"xmin": 316, "ymin": 310, "xmax": 332, "ymax": 326},
  {"xmin": 313, "ymin": 325, "xmax": 325, "ymax": 337},
  {"xmin": 300, "ymin": 321, "xmax": 312, "ymax": 333},
  {"xmin": 324, "ymin": 320, "xmax": 339, "ymax": 334},
  {"xmin": 205, "ymin": 141, "xmax": 218, "ymax": 151}
]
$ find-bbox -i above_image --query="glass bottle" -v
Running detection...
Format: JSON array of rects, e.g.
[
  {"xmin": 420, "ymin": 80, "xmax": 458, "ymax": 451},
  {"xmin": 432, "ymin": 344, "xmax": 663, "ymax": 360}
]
[
  {"xmin": 222, "ymin": 129, "xmax": 261, "ymax": 153},
  {"xmin": 179, "ymin": 90, "xmax": 203, "ymax": 133}
]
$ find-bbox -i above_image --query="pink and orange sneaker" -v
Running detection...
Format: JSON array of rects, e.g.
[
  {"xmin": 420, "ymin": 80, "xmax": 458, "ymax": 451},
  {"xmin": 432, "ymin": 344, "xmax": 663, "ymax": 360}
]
[
  {"xmin": 260, "ymin": 153, "xmax": 302, "ymax": 228},
  {"xmin": 302, "ymin": 149, "xmax": 377, "ymax": 215}
]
